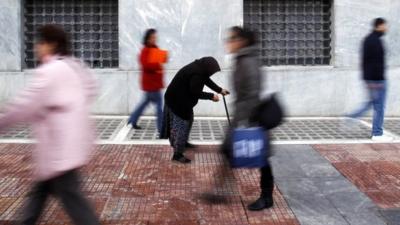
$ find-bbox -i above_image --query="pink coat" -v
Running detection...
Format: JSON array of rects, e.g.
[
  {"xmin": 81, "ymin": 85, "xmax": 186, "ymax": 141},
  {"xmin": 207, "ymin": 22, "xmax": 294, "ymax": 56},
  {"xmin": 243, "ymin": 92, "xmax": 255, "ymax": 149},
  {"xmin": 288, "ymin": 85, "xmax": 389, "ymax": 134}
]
[{"xmin": 0, "ymin": 56, "xmax": 97, "ymax": 181}]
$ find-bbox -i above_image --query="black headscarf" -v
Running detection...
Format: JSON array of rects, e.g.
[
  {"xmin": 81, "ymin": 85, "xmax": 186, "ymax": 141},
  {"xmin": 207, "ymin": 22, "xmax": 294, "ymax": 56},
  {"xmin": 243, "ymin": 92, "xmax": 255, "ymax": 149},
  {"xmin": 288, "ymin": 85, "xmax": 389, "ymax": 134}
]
[
  {"xmin": 164, "ymin": 56, "xmax": 223, "ymax": 121},
  {"xmin": 194, "ymin": 57, "xmax": 221, "ymax": 77}
]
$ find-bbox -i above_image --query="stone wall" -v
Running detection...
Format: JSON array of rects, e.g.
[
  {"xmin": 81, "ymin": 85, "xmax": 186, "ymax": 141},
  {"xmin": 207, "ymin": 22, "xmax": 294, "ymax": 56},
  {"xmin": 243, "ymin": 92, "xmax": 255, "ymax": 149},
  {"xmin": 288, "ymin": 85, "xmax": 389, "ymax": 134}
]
[
  {"xmin": 0, "ymin": 0, "xmax": 22, "ymax": 71},
  {"xmin": 1, "ymin": 0, "xmax": 400, "ymax": 117},
  {"xmin": 119, "ymin": 0, "xmax": 242, "ymax": 70}
]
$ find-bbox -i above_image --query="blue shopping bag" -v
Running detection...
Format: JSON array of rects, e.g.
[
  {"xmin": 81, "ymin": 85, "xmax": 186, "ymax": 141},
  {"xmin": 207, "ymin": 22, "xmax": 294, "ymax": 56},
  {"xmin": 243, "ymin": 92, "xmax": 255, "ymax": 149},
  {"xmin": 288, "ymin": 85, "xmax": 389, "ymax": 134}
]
[{"xmin": 230, "ymin": 127, "xmax": 268, "ymax": 168}]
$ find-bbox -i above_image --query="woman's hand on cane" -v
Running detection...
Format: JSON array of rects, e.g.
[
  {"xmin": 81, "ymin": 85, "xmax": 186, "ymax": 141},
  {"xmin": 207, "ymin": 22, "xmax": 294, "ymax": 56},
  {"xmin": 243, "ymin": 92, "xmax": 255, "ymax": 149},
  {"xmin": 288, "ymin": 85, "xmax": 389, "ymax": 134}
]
[{"xmin": 220, "ymin": 89, "xmax": 230, "ymax": 96}]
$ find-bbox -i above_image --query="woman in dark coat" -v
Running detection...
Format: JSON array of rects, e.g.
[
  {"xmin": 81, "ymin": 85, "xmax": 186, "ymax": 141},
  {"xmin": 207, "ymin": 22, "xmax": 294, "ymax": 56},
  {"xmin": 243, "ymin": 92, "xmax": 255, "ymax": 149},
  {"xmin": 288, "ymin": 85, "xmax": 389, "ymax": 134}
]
[
  {"xmin": 161, "ymin": 57, "xmax": 229, "ymax": 164},
  {"xmin": 224, "ymin": 27, "xmax": 274, "ymax": 211}
]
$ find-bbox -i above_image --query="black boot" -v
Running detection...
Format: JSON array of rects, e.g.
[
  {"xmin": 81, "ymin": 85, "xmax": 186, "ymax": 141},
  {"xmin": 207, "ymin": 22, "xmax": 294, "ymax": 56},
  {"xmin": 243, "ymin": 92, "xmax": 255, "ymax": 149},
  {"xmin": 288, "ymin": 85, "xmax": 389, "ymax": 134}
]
[
  {"xmin": 172, "ymin": 153, "xmax": 191, "ymax": 164},
  {"xmin": 247, "ymin": 195, "xmax": 274, "ymax": 211},
  {"xmin": 185, "ymin": 142, "xmax": 197, "ymax": 149},
  {"xmin": 248, "ymin": 165, "xmax": 275, "ymax": 211}
]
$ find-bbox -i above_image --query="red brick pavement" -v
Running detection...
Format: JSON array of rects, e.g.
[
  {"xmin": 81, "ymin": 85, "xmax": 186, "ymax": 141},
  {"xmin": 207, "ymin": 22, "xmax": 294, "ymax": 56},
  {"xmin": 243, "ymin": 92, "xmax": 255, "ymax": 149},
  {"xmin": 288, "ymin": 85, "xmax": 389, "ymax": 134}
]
[
  {"xmin": 314, "ymin": 143, "xmax": 400, "ymax": 209},
  {"xmin": 0, "ymin": 144, "xmax": 299, "ymax": 225}
]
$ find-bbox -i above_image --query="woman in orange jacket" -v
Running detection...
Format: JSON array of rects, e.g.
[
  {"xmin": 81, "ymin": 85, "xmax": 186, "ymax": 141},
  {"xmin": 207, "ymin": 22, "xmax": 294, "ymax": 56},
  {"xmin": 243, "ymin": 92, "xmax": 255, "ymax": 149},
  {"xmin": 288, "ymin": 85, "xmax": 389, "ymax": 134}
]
[{"xmin": 128, "ymin": 29, "xmax": 167, "ymax": 133}]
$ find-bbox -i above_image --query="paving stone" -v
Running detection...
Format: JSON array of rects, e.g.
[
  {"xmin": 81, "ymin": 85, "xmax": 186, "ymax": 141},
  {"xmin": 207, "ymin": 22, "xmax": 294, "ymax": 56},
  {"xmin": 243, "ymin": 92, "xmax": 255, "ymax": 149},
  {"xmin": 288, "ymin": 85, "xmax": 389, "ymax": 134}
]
[
  {"xmin": 274, "ymin": 145, "xmax": 329, "ymax": 164},
  {"xmin": 0, "ymin": 124, "xmax": 31, "ymax": 139},
  {"xmin": 0, "ymin": 118, "xmax": 385, "ymax": 143},
  {"xmin": 0, "ymin": 144, "xmax": 299, "ymax": 225},
  {"xmin": 366, "ymin": 119, "xmax": 400, "ymax": 138},
  {"xmin": 95, "ymin": 118, "xmax": 125, "ymax": 140},
  {"xmin": 379, "ymin": 209, "xmax": 400, "ymax": 225},
  {"xmin": 342, "ymin": 212, "xmax": 387, "ymax": 225},
  {"xmin": 313, "ymin": 178, "xmax": 362, "ymax": 195},
  {"xmin": 314, "ymin": 143, "xmax": 400, "ymax": 209},
  {"xmin": 272, "ymin": 120, "xmax": 371, "ymax": 141},
  {"xmin": 275, "ymin": 178, "xmax": 351, "ymax": 225},
  {"xmin": 276, "ymin": 145, "xmax": 390, "ymax": 225},
  {"xmin": 299, "ymin": 163, "xmax": 341, "ymax": 178},
  {"xmin": 283, "ymin": 193, "xmax": 350, "ymax": 225},
  {"xmin": 277, "ymin": 176, "xmax": 387, "ymax": 225},
  {"xmin": 124, "ymin": 118, "xmax": 373, "ymax": 142},
  {"xmin": 270, "ymin": 156, "xmax": 308, "ymax": 179},
  {"xmin": 275, "ymin": 178, "xmax": 321, "ymax": 196},
  {"xmin": 1, "ymin": 140, "xmax": 396, "ymax": 225},
  {"xmin": 324, "ymin": 190, "xmax": 377, "ymax": 214},
  {"xmin": 0, "ymin": 118, "xmax": 125, "ymax": 140},
  {"xmin": 272, "ymin": 145, "xmax": 341, "ymax": 179}
]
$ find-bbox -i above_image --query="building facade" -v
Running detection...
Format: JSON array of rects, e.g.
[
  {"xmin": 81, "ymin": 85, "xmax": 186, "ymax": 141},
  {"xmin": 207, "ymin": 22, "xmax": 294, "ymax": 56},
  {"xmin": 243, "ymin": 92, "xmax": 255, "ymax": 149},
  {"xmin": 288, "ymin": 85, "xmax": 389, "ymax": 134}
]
[{"xmin": 0, "ymin": 0, "xmax": 400, "ymax": 116}]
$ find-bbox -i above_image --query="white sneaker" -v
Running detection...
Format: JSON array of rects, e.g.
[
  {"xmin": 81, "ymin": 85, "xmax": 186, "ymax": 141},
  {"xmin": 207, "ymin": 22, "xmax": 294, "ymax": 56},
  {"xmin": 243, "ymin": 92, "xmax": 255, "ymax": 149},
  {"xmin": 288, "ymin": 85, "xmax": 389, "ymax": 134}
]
[{"xmin": 371, "ymin": 135, "xmax": 393, "ymax": 142}]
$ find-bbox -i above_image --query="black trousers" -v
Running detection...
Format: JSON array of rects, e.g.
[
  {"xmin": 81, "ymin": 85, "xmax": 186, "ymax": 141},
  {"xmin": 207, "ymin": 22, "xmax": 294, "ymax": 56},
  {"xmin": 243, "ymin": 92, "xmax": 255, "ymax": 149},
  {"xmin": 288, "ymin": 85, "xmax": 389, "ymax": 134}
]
[
  {"xmin": 260, "ymin": 165, "xmax": 274, "ymax": 198},
  {"xmin": 20, "ymin": 170, "xmax": 100, "ymax": 225},
  {"xmin": 221, "ymin": 132, "xmax": 274, "ymax": 198}
]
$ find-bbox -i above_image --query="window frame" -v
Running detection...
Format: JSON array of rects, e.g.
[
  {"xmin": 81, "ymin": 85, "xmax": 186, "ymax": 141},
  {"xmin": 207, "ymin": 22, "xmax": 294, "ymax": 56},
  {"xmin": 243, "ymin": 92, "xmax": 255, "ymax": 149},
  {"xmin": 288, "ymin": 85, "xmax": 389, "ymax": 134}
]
[
  {"xmin": 22, "ymin": 0, "xmax": 119, "ymax": 70},
  {"xmin": 243, "ymin": 0, "xmax": 334, "ymax": 67}
]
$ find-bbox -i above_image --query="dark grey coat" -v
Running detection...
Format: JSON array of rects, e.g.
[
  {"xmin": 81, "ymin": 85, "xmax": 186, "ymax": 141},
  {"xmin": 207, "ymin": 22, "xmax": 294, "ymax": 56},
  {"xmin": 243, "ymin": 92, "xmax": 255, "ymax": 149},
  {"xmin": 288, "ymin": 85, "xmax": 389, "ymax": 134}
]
[
  {"xmin": 221, "ymin": 46, "xmax": 272, "ymax": 159},
  {"xmin": 232, "ymin": 46, "xmax": 263, "ymax": 127}
]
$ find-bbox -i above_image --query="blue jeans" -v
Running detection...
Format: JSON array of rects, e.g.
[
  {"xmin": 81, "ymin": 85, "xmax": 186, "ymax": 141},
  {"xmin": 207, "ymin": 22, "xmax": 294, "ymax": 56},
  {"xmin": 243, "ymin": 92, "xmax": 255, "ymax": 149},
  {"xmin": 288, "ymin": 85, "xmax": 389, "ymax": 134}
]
[
  {"xmin": 349, "ymin": 81, "xmax": 387, "ymax": 136},
  {"xmin": 128, "ymin": 91, "xmax": 163, "ymax": 132}
]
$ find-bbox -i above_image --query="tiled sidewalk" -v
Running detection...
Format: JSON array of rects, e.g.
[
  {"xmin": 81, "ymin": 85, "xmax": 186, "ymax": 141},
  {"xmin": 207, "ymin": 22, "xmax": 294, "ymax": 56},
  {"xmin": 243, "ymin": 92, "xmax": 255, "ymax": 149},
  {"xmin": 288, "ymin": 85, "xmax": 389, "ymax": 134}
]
[
  {"xmin": 314, "ymin": 143, "xmax": 400, "ymax": 225},
  {"xmin": 0, "ymin": 144, "xmax": 299, "ymax": 225},
  {"xmin": 271, "ymin": 145, "xmax": 387, "ymax": 225},
  {"xmin": 3, "ymin": 117, "xmax": 400, "ymax": 144},
  {"xmin": 314, "ymin": 143, "xmax": 400, "ymax": 209},
  {"xmin": 2, "ymin": 142, "xmax": 400, "ymax": 224}
]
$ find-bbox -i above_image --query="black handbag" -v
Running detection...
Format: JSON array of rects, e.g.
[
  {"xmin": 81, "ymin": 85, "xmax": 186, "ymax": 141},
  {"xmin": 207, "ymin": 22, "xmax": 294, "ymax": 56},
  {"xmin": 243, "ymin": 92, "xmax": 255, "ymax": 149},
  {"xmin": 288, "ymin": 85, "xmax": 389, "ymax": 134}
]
[{"xmin": 251, "ymin": 94, "xmax": 285, "ymax": 130}]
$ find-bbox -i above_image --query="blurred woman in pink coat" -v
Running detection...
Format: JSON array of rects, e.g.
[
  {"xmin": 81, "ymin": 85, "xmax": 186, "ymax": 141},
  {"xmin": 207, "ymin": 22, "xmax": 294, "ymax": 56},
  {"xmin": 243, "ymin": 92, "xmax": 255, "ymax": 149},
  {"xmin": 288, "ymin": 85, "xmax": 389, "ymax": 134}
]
[{"xmin": 0, "ymin": 25, "xmax": 100, "ymax": 225}]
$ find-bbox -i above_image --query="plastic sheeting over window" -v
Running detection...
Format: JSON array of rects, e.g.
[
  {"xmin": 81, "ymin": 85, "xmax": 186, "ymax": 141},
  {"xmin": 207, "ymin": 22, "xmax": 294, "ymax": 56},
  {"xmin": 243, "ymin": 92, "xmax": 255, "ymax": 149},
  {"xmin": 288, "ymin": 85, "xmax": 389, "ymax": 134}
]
[{"xmin": 118, "ymin": 0, "xmax": 242, "ymax": 70}]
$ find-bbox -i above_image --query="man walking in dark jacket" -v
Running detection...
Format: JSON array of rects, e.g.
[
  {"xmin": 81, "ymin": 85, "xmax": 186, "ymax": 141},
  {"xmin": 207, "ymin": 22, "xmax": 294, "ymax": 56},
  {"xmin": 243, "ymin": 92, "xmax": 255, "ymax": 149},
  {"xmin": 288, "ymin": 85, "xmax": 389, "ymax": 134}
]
[{"xmin": 348, "ymin": 18, "xmax": 392, "ymax": 141}]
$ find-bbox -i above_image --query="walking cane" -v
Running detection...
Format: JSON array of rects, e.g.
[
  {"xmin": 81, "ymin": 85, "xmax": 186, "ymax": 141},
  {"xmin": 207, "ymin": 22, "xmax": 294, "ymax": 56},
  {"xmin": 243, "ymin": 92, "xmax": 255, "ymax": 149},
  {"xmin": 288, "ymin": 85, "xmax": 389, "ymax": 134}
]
[{"xmin": 223, "ymin": 95, "xmax": 231, "ymax": 126}]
